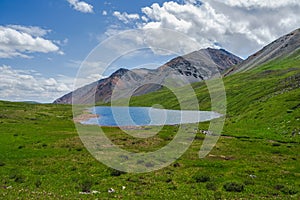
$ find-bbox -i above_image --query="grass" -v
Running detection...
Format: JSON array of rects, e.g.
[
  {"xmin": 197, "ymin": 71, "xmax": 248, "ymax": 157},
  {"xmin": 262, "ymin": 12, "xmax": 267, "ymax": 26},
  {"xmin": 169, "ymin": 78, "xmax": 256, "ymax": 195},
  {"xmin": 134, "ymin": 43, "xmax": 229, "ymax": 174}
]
[{"xmin": 0, "ymin": 55, "xmax": 300, "ymax": 199}]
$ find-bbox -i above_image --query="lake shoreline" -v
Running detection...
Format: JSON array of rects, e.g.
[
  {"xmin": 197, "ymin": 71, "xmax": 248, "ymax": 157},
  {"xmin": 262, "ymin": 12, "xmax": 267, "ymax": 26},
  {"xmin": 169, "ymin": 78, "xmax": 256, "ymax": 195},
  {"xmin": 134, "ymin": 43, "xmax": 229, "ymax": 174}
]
[
  {"xmin": 74, "ymin": 106, "xmax": 222, "ymax": 128},
  {"xmin": 73, "ymin": 109, "xmax": 99, "ymax": 124}
]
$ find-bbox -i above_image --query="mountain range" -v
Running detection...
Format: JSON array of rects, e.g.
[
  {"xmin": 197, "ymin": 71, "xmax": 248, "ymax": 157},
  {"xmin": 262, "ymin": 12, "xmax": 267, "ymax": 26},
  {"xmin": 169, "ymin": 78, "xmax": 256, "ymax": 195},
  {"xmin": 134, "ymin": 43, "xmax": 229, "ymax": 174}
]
[
  {"xmin": 54, "ymin": 48, "xmax": 242, "ymax": 104},
  {"xmin": 54, "ymin": 28, "xmax": 300, "ymax": 104}
]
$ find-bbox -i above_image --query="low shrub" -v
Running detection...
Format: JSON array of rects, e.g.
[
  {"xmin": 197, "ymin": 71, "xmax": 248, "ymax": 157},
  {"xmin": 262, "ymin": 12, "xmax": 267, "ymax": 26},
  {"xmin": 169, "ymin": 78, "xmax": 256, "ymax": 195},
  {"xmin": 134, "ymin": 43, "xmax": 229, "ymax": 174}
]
[
  {"xmin": 244, "ymin": 179, "xmax": 255, "ymax": 185},
  {"xmin": 223, "ymin": 182, "xmax": 244, "ymax": 192},
  {"xmin": 214, "ymin": 191, "xmax": 222, "ymax": 200},
  {"xmin": 35, "ymin": 179, "xmax": 42, "ymax": 188},
  {"xmin": 42, "ymin": 143, "xmax": 48, "ymax": 147},
  {"xmin": 77, "ymin": 179, "xmax": 93, "ymax": 192},
  {"xmin": 274, "ymin": 184, "xmax": 284, "ymax": 190},
  {"xmin": 206, "ymin": 182, "xmax": 217, "ymax": 191},
  {"xmin": 0, "ymin": 161, "xmax": 5, "ymax": 166},
  {"xmin": 14, "ymin": 175, "xmax": 26, "ymax": 183},
  {"xmin": 281, "ymin": 186, "xmax": 298, "ymax": 195},
  {"xmin": 193, "ymin": 174, "xmax": 210, "ymax": 183},
  {"xmin": 145, "ymin": 162, "xmax": 154, "ymax": 168},
  {"xmin": 272, "ymin": 143, "xmax": 281, "ymax": 147},
  {"xmin": 110, "ymin": 168, "xmax": 126, "ymax": 176},
  {"xmin": 173, "ymin": 162, "xmax": 181, "ymax": 168}
]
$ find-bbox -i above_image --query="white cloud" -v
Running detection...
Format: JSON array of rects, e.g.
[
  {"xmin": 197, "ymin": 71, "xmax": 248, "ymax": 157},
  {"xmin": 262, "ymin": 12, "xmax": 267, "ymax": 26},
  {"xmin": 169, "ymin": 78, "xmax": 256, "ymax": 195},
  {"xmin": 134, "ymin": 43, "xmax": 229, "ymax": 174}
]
[
  {"xmin": 103, "ymin": 25, "xmax": 126, "ymax": 37},
  {"xmin": 0, "ymin": 65, "xmax": 74, "ymax": 103},
  {"xmin": 0, "ymin": 25, "xmax": 61, "ymax": 58},
  {"xmin": 54, "ymin": 38, "xmax": 69, "ymax": 46},
  {"xmin": 113, "ymin": 11, "xmax": 140, "ymax": 24},
  {"xmin": 102, "ymin": 10, "xmax": 108, "ymax": 16},
  {"xmin": 6, "ymin": 25, "xmax": 50, "ymax": 37},
  {"xmin": 58, "ymin": 51, "xmax": 65, "ymax": 55},
  {"xmin": 66, "ymin": 59, "xmax": 108, "ymax": 88},
  {"xmin": 221, "ymin": 0, "xmax": 300, "ymax": 9},
  {"xmin": 138, "ymin": 2, "xmax": 229, "ymax": 53},
  {"xmin": 183, "ymin": 0, "xmax": 203, "ymax": 6},
  {"xmin": 87, "ymin": 73, "xmax": 106, "ymax": 81},
  {"xmin": 141, "ymin": 16, "xmax": 149, "ymax": 22},
  {"xmin": 67, "ymin": 0, "xmax": 94, "ymax": 13},
  {"xmin": 111, "ymin": 0, "xmax": 300, "ymax": 58}
]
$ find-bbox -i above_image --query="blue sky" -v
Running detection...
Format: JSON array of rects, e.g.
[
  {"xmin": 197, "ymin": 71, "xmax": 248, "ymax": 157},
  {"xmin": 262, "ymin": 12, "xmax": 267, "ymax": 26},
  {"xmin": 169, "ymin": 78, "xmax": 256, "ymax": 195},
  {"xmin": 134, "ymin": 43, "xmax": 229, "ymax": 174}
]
[{"xmin": 0, "ymin": 0, "xmax": 299, "ymax": 102}]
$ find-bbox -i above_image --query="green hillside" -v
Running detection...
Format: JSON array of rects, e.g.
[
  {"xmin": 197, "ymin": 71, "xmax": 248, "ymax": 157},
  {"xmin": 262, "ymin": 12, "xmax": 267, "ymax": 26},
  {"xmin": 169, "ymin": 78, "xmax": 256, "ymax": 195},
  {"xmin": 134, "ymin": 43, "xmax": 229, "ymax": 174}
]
[
  {"xmin": 0, "ymin": 54, "xmax": 299, "ymax": 199},
  {"xmin": 127, "ymin": 53, "xmax": 300, "ymax": 143}
]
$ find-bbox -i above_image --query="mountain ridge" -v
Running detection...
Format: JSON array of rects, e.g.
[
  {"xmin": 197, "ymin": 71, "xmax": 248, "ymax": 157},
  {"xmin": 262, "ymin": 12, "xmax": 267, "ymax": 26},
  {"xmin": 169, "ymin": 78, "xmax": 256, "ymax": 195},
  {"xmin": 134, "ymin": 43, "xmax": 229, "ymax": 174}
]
[
  {"xmin": 54, "ymin": 48, "xmax": 242, "ymax": 104},
  {"xmin": 226, "ymin": 28, "xmax": 300, "ymax": 74},
  {"xmin": 55, "ymin": 28, "xmax": 300, "ymax": 105}
]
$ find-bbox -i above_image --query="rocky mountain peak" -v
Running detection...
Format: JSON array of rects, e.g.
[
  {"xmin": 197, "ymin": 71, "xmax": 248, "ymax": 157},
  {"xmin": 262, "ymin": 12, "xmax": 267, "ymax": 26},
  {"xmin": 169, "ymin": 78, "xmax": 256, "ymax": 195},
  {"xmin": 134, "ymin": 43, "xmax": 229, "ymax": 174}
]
[
  {"xmin": 160, "ymin": 48, "xmax": 242, "ymax": 81},
  {"xmin": 110, "ymin": 68, "xmax": 130, "ymax": 78},
  {"xmin": 54, "ymin": 48, "xmax": 242, "ymax": 104}
]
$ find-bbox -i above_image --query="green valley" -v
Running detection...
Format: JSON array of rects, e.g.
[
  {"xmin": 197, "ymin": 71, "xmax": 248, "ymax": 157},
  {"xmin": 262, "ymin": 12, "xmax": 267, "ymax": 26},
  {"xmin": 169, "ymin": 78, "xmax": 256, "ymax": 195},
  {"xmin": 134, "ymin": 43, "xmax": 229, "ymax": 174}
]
[{"xmin": 1, "ymin": 52, "xmax": 299, "ymax": 199}]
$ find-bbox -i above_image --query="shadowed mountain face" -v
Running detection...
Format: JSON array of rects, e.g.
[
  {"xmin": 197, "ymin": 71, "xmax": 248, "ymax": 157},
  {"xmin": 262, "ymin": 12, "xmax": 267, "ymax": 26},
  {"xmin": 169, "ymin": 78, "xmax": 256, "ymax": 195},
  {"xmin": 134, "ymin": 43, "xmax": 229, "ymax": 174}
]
[
  {"xmin": 160, "ymin": 48, "xmax": 242, "ymax": 82},
  {"xmin": 54, "ymin": 48, "xmax": 242, "ymax": 104},
  {"xmin": 227, "ymin": 28, "xmax": 300, "ymax": 74}
]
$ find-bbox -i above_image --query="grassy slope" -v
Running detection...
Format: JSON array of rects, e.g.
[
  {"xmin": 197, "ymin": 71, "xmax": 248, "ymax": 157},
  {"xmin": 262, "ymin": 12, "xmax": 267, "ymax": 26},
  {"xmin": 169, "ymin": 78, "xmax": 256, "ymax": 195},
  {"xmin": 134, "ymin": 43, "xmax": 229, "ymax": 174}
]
[
  {"xmin": 128, "ymin": 53, "xmax": 300, "ymax": 143},
  {"xmin": 0, "ymin": 54, "xmax": 299, "ymax": 199}
]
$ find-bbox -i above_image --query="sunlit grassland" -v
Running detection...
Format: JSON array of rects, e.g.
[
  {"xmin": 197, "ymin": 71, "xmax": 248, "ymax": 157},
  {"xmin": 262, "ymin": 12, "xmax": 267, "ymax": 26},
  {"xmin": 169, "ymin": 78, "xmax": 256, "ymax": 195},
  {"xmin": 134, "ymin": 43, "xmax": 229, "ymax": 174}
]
[{"xmin": 0, "ymin": 55, "xmax": 299, "ymax": 199}]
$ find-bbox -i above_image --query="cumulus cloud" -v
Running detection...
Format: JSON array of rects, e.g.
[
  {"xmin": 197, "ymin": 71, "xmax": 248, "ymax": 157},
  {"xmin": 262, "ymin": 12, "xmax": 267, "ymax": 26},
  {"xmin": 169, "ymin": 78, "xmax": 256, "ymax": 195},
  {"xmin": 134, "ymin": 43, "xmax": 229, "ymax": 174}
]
[
  {"xmin": 6, "ymin": 25, "xmax": 50, "ymax": 37},
  {"xmin": 0, "ymin": 25, "xmax": 61, "ymax": 58},
  {"xmin": 102, "ymin": 10, "xmax": 108, "ymax": 16},
  {"xmin": 0, "ymin": 65, "xmax": 73, "ymax": 102},
  {"xmin": 67, "ymin": 0, "xmax": 94, "ymax": 13},
  {"xmin": 141, "ymin": 16, "xmax": 149, "ymax": 22},
  {"xmin": 184, "ymin": 0, "xmax": 203, "ymax": 5},
  {"xmin": 221, "ymin": 0, "xmax": 300, "ymax": 9},
  {"xmin": 111, "ymin": 0, "xmax": 300, "ymax": 58},
  {"xmin": 113, "ymin": 11, "xmax": 140, "ymax": 24}
]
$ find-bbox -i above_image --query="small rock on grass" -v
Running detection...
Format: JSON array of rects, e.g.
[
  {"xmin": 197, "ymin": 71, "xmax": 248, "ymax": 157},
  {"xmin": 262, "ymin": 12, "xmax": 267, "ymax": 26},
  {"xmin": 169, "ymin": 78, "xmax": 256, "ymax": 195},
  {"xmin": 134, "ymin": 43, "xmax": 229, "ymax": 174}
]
[{"xmin": 108, "ymin": 188, "xmax": 115, "ymax": 193}]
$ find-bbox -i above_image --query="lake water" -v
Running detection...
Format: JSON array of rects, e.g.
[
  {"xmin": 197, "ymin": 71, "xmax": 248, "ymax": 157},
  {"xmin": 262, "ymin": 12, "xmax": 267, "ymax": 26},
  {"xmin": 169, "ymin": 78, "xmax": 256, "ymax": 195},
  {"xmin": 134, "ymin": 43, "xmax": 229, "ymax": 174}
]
[{"xmin": 81, "ymin": 106, "xmax": 222, "ymax": 126}]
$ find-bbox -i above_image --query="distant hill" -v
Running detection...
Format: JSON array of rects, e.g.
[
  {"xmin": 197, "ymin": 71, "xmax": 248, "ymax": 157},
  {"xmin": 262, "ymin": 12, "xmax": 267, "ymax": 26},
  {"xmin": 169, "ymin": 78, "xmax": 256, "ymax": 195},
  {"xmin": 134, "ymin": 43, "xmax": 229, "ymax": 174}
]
[
  {"xmin": 226, "ymin": 28, "xmax": 300, "ymax": 74},
  {"xmin": 54, "ymin": 48, "xmax": 242, "ymax": 104},
  {"xmin": 20, "ymin": 101, "xmax": 41, "ymax": 104}
]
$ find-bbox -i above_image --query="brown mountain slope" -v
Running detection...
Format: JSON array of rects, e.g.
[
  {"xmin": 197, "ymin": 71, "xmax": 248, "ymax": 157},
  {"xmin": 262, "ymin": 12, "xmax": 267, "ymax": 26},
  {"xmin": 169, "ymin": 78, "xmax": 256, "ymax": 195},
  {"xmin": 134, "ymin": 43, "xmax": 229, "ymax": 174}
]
[
  {"xmin": 227, "ymin": 28, "xmax": 300, "ymax": 74},
  {"xmin": 54, "ymin": 48, "xmax": 242, "ymax": 104}
]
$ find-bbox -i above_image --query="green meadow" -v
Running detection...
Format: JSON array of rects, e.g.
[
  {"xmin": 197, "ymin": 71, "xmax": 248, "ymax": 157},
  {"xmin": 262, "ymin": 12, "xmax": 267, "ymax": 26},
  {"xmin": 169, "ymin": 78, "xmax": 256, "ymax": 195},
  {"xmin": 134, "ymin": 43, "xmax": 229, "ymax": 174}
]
[{"xmin": 0, "ymin": 55, "xmax": 299, "ymax": 199}]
